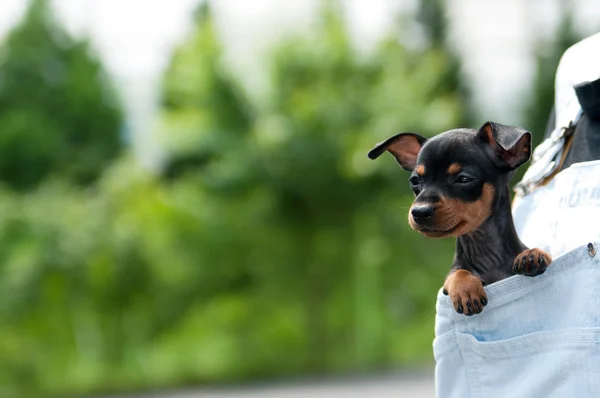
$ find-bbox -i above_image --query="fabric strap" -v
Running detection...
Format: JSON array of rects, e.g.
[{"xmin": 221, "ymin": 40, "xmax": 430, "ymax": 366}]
[{"xmin": 513, "ymin": 109, "xmax": 581, "ymax": 197}]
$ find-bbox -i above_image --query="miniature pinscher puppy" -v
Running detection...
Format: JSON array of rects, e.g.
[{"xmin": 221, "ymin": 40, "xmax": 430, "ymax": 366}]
[{"xmin": 368, "ymin": 122, "xmax": 552, "ymax": 316}]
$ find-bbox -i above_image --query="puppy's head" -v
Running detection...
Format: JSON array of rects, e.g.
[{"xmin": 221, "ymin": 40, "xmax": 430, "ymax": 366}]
[{"xmin": 368, "ymin": 121, "xmax": 531, "ymax": 238}]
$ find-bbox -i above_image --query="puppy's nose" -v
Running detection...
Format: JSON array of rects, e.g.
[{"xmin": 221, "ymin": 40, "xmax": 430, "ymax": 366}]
[{"xmin": 411, "ymin": 206, "xmax": 434, "ymax": 223}]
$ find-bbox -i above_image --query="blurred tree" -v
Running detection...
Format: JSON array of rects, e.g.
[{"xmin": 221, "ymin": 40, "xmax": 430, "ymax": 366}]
[
  {"xmin": 158, "ymin": 2, "xmax": 253, "ymax": 184},
  {"xmin": 414, "ymin": 0, "xmax": 474, "ymax": 125},
  {"xmin": 522, "ymin": 9, "xmax": 580, "ymax": 145},
  {"xmin": 0, "ymin": 0, "xmax": 123, "ymax": 190},
  {"xmin": 0, "ymin": 0, "xmax": 473, "ymax": 396},
  {"xmin": 511, "ymin": 8, "xmax": 580, "ymax": 189},
  {"xmin": 416, "ymin": 0, "xmax": 447, "ymax": 47},
  {"xmin": 253, "ymin": 0, "xmax": 471, "ymax": 372},
  {"xmin": 154, "ymin": 0, "xmax": 471, "ymax": 381}
]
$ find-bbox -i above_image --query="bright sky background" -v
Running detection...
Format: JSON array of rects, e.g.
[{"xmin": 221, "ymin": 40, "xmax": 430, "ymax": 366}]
[{"xmin": 0, "ymin": 0, "xmax": 599, "ymax": 164}]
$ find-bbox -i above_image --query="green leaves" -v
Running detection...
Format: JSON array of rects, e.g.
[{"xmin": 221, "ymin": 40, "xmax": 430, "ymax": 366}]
[
  {"xmin": 0, "ymin": 0, "xmax": 123, "ymax": 190},
  {"xmin": 154, "ymin": 0, "xmax": 468, "ymax": 384},
  {"xmin": 0, "ymin": 1, "xmax": 472, "ymax": 396}
]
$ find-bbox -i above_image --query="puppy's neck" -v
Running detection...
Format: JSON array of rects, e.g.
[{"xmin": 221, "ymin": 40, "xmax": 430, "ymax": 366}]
[{"xmin": 454, "ymin": 184, "xmax": 525, "ymax": 283}]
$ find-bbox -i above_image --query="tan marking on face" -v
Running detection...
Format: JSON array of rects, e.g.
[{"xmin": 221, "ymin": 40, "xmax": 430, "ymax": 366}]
[
  {"xmin": 415, "ymin": 165, "xmax": 425, "ymax": 176},
  {"xmin": 447, "ymin": 163, "xmax": 462, "ymax": 175},
  {"xmin": 408, "ymin": 183, "xmax": 495, "ymax": 238}
]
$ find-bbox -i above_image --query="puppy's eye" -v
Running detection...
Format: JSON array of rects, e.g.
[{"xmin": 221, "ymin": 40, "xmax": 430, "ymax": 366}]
[
  {"xmin": 456, "ymin": 176, "xmax": 474, "ymax": 184},
  {"xmin": 409, "ymin": 176, "xmax": 420, "ymax": 186}
]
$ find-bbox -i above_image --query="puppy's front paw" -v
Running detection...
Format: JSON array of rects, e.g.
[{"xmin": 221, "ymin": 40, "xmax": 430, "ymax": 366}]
[
  {"xmin": 512, "ymin": 248, "xmax": 552, "ymax": 276},
  {"xmin": 443, "ymin": 270, "xmax": 487, "ymax": 316}
]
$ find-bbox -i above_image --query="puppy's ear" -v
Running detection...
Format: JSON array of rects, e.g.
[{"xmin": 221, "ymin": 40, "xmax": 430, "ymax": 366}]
[
  {"xmin": 367, "ymin": 133, "xmax": 428, "ymax": 171},
  {"xmin": 477, "ymin": 121, "xmax": 532, "ymax": 170}
]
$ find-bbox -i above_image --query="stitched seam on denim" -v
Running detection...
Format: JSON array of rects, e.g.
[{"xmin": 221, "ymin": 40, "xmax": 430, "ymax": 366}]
[
  {"xmin": 487, "ymin": 253, "xmax": 589, "ymax": 299},
  {"xmin": 469, "ymin": 341, "xmax": 600, "ymax": 357},
  {"xmin": 440, "ymin": 249, "xmax": 592, "ymax": 335},
  {"xmin": 456, "ymin": 332, "xmax": 481, "ymax": 398},
  {"xmin": 441, "ymin": 248, "xmax": 588, "ymax": 320},
  {"xmin": 459, "ymin": 328, "xmax": 600, "ymax": 356},
  {"xmin": 485, "ymin": 249, "xmax": 584, "ymax": 296},
  {"xmin": 438, "ymin": 245, "xmax": 583, "ymax": 308},
  {"xmin": 432, "ymin": 330, "xmax": 457, "ymax": 356},
  {"xmin": 460, "ymin": 264, "xmax": 596, "ymax": 338}
]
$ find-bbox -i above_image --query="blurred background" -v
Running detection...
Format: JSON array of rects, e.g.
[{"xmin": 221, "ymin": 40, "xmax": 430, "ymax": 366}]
[{"xmin": 0, "ymin": 0, "xmax": 598, "ymax": 397}]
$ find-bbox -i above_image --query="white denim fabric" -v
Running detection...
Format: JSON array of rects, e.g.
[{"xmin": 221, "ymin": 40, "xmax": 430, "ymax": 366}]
[
  {"xmin": 433, "ymin": 160, "xmax": 600, "ymax": 398},
  {"xmin": 554, "ymin": 32, "xmax": 600, "ymax": 131}
]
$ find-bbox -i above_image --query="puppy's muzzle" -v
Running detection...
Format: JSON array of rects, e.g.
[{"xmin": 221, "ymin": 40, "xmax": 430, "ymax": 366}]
[
  {"xmin": 409, "ymin": 203, "xmax": 462, "ymax": 238},
  {"xmin": 410, "ymin": 205, "xmax": 435, "ymax": 225}
]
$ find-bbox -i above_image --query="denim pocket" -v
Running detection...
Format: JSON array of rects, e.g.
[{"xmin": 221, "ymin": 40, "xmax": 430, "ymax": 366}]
[
  {"xmin": 457, "ymin": 328, "xmax": 600, "ymax": 398},
  {"xmin": 434, "ymin": 243, "xmax": 600, "ymax": 398}
]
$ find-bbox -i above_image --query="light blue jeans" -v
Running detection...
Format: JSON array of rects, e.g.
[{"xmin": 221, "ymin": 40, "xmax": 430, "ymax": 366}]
[
  {"xmin": 434, "ymin": 161, "xmax": 600, "ymax": 397},
  {"xmin": 434, "ymin": 244, "xmax": 600, "ymax": 397}
]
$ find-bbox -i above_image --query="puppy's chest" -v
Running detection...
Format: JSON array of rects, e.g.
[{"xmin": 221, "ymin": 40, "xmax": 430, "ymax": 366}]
[
  {"xmin": 477, "ymin": 267, "xmax": 512, "ymax": 286},
  {"xmin": 458, "ymin": 244, "xmax": 516, "ymax": 284}
]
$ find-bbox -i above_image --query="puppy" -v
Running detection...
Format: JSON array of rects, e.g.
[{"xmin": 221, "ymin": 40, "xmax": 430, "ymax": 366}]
[{"xmin": 368, "ymin": 122, "xmax": 552, "ymax": 315}]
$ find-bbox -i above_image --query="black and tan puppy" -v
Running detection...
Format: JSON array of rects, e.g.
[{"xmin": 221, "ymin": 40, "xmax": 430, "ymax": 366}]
[{"xmin": 368, "ymin": 122, "xmax": 552, "ymax": 316}]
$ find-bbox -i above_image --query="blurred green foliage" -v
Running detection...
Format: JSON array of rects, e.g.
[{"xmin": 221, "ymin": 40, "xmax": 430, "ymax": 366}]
[
  {"xmin": 0, "ymin": 0, "xmax": 123, "ymax": 190},
  {"xmin": 159, "ymin": 4, "xmax": 253, "ymax": 181},
  {"xmin": 154, "ymin": 0, "xmax": 467, "ymax": 381},
  {"xmin": 511, "ymin": 8, "xmax": 580, "ymax": 188},
  {"xmin": 0, "ymin": 0, "xmax": 562, "ymax": 397},
  {"xmin": 522, "ymin": 8, "xmax": 580, "ymax": 144}
]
